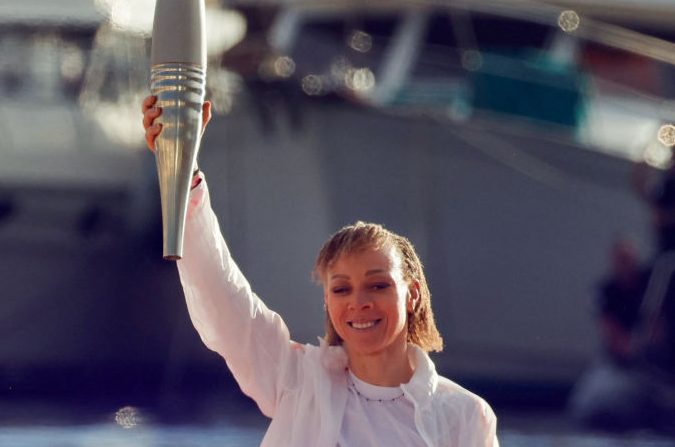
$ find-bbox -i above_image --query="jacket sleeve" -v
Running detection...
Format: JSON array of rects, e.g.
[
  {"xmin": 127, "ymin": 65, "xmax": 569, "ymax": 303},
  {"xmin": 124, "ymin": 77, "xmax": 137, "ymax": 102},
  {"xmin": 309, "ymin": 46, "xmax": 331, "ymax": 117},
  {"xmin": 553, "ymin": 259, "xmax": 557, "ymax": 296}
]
[
  {"xmin": 176, "ymin": 176, "xmax": 300, "ymax": 418},
  {"xmin": 469, "ymin": 399, "xmax": 499, "ymax": 447}
]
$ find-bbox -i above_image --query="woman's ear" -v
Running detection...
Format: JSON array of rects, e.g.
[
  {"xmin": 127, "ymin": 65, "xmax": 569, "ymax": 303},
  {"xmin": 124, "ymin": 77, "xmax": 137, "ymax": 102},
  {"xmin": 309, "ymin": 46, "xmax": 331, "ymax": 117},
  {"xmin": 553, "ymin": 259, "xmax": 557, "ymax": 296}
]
[{"xmin": 407, "ymin": 280, "xmax": 420, "ymax": 313}]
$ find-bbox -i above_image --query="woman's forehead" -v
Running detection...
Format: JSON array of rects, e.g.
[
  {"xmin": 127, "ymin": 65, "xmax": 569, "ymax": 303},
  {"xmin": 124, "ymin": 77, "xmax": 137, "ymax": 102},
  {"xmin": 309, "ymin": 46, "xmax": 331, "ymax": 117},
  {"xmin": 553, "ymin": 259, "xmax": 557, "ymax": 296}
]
[{"xmin": 328, "ymin": 245, "xmax": 402, "ymax": 273}]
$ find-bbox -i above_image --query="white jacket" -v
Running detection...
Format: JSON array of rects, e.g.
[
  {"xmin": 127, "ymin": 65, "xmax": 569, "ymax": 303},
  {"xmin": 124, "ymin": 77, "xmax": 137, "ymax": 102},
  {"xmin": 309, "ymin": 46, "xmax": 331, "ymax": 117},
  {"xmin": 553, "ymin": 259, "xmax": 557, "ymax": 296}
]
[{"xmin": 177, "ymin": 178, "xmax": 499, "ymax": 446}]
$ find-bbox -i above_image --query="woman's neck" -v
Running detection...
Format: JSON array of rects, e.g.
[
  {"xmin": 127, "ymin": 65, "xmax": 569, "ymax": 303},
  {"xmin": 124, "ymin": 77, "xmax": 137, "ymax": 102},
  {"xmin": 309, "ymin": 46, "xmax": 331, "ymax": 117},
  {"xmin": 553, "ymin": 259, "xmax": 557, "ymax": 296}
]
[{"xmin": 347, "ymin": 343, "xmax": 414, "ymax": 387}]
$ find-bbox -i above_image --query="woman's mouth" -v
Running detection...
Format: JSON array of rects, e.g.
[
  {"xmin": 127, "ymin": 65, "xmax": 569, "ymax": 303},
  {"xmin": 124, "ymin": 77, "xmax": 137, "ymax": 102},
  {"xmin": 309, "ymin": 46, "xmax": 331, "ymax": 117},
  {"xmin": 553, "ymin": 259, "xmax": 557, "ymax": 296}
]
[{"xmin": 348, "ymin": 319, "xmax": 382, "ymax": 330}]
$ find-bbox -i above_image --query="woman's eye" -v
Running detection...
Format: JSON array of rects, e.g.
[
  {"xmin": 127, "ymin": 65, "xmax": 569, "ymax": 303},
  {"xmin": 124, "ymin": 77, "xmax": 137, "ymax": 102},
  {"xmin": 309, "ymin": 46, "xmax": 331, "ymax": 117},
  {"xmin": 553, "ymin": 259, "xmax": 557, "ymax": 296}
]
[
  {"xmin": 332, "ymin": 287, "xmax": 349, "ymax": 294},
  {"xmin": 372, "ymin": 283, "xmax": 390, "ymax": 291}
]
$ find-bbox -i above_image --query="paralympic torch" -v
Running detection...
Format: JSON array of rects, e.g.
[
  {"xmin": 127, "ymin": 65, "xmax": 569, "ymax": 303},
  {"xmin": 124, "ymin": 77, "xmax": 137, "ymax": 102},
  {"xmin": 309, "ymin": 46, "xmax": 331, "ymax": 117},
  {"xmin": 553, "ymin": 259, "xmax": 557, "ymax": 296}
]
[{"xmin": 150, "ymin": 0, "xmax": 206, "ymax": 260}]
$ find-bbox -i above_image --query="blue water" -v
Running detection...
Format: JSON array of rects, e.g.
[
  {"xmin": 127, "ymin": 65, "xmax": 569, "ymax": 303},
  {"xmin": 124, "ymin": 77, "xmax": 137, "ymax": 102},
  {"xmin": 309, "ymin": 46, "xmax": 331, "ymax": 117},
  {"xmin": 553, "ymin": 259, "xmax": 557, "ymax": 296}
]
[
  {"xmin": 0, "ymin": 425, "xmax": 264, "ymax": 447},
  {"xmin": 1, "ymin": 402, "xmax": 674, "ymax": 446},
  {"xmin": 3, "ymin": 421, "xmax": 675, "ymax": 447},
  {"xmin": 2, "ymin": 424, "xmax": 675, "ymax": 447}
]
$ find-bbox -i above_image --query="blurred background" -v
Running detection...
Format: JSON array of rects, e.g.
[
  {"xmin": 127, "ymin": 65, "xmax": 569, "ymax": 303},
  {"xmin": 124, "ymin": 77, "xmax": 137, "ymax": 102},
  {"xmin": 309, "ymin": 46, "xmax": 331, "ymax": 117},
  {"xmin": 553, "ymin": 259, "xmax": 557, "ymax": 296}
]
[{"xmin": 2, "ymin": 0, "xmax": 675, "ymax": 445}]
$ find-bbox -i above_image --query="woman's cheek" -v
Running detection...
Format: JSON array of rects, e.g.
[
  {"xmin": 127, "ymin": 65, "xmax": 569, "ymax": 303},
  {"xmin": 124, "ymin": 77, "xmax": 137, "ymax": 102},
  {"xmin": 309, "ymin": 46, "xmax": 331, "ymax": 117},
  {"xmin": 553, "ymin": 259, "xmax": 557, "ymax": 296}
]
[{"xmin": 327, "ymin": 303, "xmax": 341, "ymax": 330}]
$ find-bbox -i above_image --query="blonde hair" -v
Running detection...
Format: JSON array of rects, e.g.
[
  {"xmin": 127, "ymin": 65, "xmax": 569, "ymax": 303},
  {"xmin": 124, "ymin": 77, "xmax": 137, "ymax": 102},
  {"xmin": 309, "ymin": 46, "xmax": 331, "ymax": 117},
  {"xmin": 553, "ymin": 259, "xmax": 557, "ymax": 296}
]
[{"xmin": 313, "ymin": 221, "xmax": 443, "ymax": 352}]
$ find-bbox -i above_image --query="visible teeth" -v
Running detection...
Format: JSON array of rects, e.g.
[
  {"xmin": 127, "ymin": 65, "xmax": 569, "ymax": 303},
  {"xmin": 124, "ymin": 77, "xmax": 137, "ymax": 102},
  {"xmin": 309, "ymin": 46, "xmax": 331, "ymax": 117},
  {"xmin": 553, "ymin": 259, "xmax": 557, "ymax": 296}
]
[{"xmin": 351, "ymin": 321, "xmax": 376, "ymax": 329}]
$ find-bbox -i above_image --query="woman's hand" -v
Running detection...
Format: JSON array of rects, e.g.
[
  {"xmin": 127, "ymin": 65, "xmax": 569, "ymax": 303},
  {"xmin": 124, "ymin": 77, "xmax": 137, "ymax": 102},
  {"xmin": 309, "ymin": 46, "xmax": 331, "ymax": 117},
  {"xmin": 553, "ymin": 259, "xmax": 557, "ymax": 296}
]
[{"xmin": 141, "ymin": 95, "xmax": 213, "ymax": 152}]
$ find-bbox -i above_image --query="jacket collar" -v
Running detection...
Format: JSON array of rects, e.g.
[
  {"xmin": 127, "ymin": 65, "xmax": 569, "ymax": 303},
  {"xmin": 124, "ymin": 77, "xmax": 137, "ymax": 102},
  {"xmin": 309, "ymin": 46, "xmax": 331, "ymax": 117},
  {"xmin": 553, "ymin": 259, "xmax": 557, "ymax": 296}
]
[
  {"xmin": 319, "ymin": 339, "xmax": 438, "ymax": 404},
  {"xmin": 401, "ymin": 344, "xmax": 438, "ymax": 406}
]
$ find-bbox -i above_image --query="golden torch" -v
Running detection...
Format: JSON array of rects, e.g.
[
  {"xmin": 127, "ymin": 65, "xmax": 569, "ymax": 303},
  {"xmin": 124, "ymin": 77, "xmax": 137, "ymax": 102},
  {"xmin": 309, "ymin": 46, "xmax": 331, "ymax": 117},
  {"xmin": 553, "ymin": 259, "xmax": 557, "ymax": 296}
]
[{"xmin": 150, "ymin": 0, "xmax": 206, "ymax": 260}]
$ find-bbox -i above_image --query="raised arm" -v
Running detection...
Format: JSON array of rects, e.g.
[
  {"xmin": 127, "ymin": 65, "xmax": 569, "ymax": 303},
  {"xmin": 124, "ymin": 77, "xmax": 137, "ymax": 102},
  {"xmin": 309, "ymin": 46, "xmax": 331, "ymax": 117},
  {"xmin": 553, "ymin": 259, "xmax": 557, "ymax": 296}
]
[
  {"xmin": 177, "ymin": 181, "xmax": 300, "ymax": 417},
  {"xmin": 142, "ymin": 96, "xmax": 300, "ymax": 416}
]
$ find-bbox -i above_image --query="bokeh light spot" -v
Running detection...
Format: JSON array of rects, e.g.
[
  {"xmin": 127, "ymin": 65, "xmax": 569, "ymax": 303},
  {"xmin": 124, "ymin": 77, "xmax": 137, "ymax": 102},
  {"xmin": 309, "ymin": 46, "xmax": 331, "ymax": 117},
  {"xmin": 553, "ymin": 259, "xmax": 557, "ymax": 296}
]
[
  {"xmin": 345, "ymin": 68, "xmax": 375, "ymax": 92},
  {"xmin": 558, "ymin": 10, "xmax": 580, "ymax": 33},
  {"xmin": 658, "ymin": 124, "xmax": 675, "ymax": 147},
  {"xmin": 461, "ymin": 50, "xmax": 483, "ymax": 71},
  {"xmin": 348, "ymin": 30, "xmax": 372, "ymax": 53},
  {"xmin": 301, "ymin": 75, "xmax": 324, "ymax": 96},
  {"xmin": 115, "ymin": 406, "xmax": 141, "ymax": 429},
  {"xmin": 273, "ymin": 56, "xmax": 295, "ymax": 78}
]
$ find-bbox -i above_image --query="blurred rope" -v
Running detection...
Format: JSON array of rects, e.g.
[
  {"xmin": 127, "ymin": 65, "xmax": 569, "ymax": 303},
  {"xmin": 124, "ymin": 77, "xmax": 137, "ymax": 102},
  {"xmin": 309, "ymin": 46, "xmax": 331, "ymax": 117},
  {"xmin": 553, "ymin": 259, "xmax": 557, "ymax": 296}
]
[{"xmin": 242, "ymin": 0, "xmax": 675, "ymax": 67}]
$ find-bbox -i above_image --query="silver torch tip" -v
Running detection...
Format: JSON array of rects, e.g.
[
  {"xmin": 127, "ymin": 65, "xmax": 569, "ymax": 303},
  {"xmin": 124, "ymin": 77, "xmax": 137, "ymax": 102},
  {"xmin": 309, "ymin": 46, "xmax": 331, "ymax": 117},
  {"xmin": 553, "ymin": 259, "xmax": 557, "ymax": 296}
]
[{"xmin": 151, "ymin": 0, "xmax": 206, "ymax": 68}]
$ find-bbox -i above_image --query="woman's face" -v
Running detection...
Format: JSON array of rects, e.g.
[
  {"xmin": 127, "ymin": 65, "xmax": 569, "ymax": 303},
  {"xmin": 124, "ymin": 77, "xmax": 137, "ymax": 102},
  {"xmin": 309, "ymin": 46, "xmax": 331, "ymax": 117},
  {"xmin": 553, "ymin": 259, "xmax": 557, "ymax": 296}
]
[{"xmin": 324, "ymin": 245, "xmax": 413, "ymax": 359}]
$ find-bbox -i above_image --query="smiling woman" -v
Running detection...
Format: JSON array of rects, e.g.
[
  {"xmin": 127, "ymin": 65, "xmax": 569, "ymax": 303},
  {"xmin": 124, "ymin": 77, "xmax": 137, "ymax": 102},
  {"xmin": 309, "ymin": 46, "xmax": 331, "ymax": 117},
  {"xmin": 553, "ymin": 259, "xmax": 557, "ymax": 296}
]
[
  {"xmin": 314, "ymin": 221, "xmax": 443, "ymax": 356},
  {"xmin": 322, "ymin": 241, "xmax": 419, "ymax": 387},
  {"xmin": 142, "ymin": 97, "xmax": 498, "ymax": 446}
]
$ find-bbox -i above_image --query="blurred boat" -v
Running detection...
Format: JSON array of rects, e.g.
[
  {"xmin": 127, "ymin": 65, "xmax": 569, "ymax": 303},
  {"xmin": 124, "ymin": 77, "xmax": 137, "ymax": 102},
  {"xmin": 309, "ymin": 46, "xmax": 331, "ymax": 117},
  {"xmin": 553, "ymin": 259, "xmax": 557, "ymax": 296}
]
[
  {"xmin": 200, "ymin": 0, "xmax": 675, "ymax": 399},
  {"xmin": 0, "ymin": 0, "xmax": 161, "ymax": 393}
]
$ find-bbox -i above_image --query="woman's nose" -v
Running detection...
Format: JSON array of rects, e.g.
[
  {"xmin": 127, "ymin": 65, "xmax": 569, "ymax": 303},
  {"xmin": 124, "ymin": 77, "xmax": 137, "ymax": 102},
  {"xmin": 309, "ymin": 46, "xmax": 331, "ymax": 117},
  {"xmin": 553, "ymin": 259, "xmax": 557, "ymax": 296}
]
[{"xmin": 349, "ymin": 290, "xmax": 373, "ymax": 310}]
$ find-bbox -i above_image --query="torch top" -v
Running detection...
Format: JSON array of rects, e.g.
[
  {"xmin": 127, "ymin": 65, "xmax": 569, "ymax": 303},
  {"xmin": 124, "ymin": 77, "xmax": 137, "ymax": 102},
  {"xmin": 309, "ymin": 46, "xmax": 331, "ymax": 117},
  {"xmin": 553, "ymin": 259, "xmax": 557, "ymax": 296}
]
[{"xmin": 151, "ymin": 0, "xmax": 206, "ymax": 67}]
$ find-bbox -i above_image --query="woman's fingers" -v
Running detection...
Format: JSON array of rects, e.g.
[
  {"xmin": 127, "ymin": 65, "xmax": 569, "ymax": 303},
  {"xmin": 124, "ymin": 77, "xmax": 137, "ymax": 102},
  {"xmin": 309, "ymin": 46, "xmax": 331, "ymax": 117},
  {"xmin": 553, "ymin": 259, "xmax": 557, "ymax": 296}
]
[
  {"xmin": 145, "ymin": 123, "xmax": 162, "ymax": 152},
  {"xmin": 143, "ymin": 106, "xmax": 162, "ymax": 130},
  {"xmin": 142, "ymin": 95, "xmax": 162, "ymax": 151},
  {"xmin": 202, "ymin": 100, "xmax": 212, "ymax": 134},
  {"xmin": 142, "ymin": 95, "xmax": 157, "ymax": 114},
  {"xmin": 143, "ymin": 96, "xmax": 211, "ymax": 151}
]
